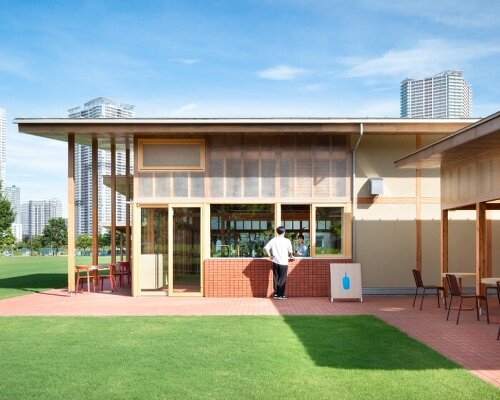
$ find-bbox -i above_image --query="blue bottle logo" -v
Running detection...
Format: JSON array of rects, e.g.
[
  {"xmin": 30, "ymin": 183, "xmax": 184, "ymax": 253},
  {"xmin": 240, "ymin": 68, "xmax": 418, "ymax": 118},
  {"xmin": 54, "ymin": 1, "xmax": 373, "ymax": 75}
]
[{"xmin": 342, "ymin": 273, "xmax": 350, "ymax": 290}]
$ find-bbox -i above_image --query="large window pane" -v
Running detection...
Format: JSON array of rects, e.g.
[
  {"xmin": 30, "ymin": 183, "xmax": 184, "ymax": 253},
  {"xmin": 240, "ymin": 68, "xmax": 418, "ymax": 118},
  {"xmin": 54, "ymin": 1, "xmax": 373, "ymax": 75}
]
[
  {"xmin": 281, "ymin": 205, "xmax": 310, "ymax": 257},
  {"xmin": 315, "ymin": 207, "xmax": 342, "ymax": 255},
  {"xmin": 210, "ymin": 204, "xmax": 274, "ymax": 258}
]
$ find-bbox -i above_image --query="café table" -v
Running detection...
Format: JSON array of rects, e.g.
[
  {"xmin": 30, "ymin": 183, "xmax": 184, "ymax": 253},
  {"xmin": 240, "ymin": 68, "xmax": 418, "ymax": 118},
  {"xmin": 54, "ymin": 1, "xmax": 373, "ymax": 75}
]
[
  {"xmin": 481, "ymin": 277, "xmax": 500, "ymax": 303},
  {"xmin": 441, "ymin": 272, "xmax": 476, "ymax": 291},
  {"xmin": 75, "ymin": 264, "xmax": 115, "ymax": 294}
]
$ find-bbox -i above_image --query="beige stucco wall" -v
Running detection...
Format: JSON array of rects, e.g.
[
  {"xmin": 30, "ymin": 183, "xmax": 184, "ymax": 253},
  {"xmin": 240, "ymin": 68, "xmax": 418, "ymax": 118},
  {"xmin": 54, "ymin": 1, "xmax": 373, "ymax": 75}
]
[{"xmin": 352, "ymin": 134, "xmax": 500, "ymax": 289}]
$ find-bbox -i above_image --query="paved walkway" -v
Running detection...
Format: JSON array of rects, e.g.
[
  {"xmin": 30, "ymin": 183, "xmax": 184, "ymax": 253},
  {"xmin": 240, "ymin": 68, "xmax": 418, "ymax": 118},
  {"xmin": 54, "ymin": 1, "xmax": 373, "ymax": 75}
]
[{"xmin": 0, "ymin": 288, "xmax": 498, "ymax": 387}]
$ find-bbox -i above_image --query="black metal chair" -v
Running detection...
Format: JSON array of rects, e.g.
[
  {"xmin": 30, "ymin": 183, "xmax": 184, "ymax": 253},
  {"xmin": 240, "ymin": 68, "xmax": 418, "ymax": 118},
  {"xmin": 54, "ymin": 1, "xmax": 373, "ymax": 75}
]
[
  {"xmin": 446, "ymin": 273, "xmax": 489, "ymax": 325},
  {"xmin": 485, "ymin": 283, "xmax": 500, "ymax": 304},
  {"xmin": 412, "ymin": 269, "xmax": 447, "ymax": 310}
]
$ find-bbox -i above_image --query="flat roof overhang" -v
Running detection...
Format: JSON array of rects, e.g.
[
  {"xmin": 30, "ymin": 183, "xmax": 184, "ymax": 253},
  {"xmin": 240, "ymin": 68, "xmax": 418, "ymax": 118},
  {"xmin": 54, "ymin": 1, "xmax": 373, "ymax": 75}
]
[
  {"xmin": 15, "ymin": 117, "xmax": 478, "ymax": 149},
  {"xmin": 395, "ymin": 111, "xmax": 500, "ymax": 169}
]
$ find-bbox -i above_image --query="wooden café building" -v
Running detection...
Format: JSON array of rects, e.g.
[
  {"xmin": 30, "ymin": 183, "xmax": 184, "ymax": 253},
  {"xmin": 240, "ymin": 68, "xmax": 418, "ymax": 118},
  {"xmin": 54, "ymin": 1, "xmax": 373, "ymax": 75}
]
[{"xmin": 16, "ymin": 116, "xmax": 488, "ymax": 298}]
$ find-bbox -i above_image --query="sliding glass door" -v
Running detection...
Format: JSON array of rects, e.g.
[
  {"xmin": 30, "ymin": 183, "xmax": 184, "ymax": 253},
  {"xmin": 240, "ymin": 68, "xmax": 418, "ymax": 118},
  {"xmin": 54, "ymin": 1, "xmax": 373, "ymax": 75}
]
[
  {"xmin": 172, "ymin": 207, "xmax": 201, "ymax": 294},
  {"xmin": 139, "ymin": 205, "xmax": 202, "ymax": 295}
]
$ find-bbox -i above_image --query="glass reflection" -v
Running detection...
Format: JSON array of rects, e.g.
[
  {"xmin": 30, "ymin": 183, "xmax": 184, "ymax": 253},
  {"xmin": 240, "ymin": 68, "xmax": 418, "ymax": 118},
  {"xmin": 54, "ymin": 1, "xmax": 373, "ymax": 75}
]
[{"xmin": 210, "ymin": 204, "xmax": 274, "ymax": 258}]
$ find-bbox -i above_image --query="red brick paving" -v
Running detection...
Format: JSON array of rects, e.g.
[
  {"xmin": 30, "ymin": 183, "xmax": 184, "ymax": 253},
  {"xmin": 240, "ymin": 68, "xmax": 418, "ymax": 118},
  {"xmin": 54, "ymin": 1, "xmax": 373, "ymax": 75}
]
[{"xmin": 0, "ymin": 288, "xmax": 498, "ymax": 388}]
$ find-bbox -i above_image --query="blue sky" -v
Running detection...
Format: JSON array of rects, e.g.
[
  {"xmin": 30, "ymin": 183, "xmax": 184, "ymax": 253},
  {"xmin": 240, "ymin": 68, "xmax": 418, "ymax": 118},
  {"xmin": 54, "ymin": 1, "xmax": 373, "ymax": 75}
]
[{"xmin": 1, "ymin": 0, "xmax": 499, "ymax": 214}]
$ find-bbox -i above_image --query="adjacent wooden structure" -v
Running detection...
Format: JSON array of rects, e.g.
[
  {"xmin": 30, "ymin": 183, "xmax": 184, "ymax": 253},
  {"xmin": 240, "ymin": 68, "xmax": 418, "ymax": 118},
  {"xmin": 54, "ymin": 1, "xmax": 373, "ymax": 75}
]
[{"xmin": 396, "ymin": 111, "xmax": 500, "ymax": 295}]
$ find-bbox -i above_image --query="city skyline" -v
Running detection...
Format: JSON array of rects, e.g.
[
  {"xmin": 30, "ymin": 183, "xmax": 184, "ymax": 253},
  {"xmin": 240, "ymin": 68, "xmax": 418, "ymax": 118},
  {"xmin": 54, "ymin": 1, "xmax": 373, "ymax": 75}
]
[
  {"xmin": 1, "ymin": 1, "xmax": 499, "ymax": 216},
  {"xmin": 70, "ymin": 97, "xmax": 133, "ymax": 235}
]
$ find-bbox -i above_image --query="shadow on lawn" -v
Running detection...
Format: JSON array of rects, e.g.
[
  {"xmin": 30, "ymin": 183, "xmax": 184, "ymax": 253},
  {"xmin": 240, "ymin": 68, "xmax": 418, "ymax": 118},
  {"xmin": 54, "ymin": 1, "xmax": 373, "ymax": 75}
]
[
  {"xmin": 282, "ymin": 315, "xmax": 462, "ymax": 370},
  {"xmin": 0, "ymin": 273, "xmax": 67, "ymax": 294}
]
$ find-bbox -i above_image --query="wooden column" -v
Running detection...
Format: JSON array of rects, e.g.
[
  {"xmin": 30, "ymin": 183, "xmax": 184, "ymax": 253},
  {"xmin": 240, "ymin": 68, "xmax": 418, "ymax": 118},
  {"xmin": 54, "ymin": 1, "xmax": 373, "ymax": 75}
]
[
  {"xmin": 440, "ymin": 209, "xmax": 448, "ymax": 290},
  {"xmin": 125, "ymin": 144, "xmax": 131, "ymax": 262},
  {"xmin": 92, "ymin": 137, "xmax": 99, "ymax": 266},
  {"xmin": 415, "ymin": 135, "xmax": 422, "ymax": 271},
  {"xmin": 111, "ymin": 139, "xmax": 116, "ymax": 264},
  {"xmin": 476, "ymin": 202, "xmax": 486, "ymax": 296},
  {"xmin": 67, "ymin": 134, "xmax": 76, "ymax": 293},
  {"xmin": 486, "ymin": 215, "xmax": 492, "ymax": 278},
  {"xmin": 120, "ymin": 231, "xmax": 124, "ymax": 262}
]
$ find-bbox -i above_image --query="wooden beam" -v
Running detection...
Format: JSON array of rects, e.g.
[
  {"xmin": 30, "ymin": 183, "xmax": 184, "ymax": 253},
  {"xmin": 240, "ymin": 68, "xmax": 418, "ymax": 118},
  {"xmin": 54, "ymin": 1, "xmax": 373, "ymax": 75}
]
[
  {"xmin": 440, "ymin": 209, "xmax": 448, "ymax": 291},
  {"xmin": 126, "ymin": 144, "xmax": 131, "ymax": 263},
  {"xmin": 476, "ymin": 202, "xmax": 486, "ymax": 296},
  {"xmin": 92, "ymin": 137, "xmax": 99, "ymax": 266},
  {"xmin": 67, "ymin": 134, "xmax": 76, "ymax": 293},
  {"xmin": 111, "ymin": 139, "xmax": 116, "ymax": 264},
  {"xmin": 415, "ymin": 135, "xmax": 422, "ymax": 271},
  {"xmin": 486, "ymin": 217, "xmax": 492, "ymax": 277}
]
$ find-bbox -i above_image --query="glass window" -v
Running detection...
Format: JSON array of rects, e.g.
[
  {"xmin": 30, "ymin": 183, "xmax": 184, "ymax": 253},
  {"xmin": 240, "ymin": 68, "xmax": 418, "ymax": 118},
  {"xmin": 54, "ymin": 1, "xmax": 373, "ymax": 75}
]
[
  {"xmin": 210, "ymin": 204, "xmax": 274, "ymax": 258},
  {"xmin": 315, "ymin": 207, "xmax": 342, "ymax": 255},
  {"xmin": 281, "ymin": 205, "xmax": 310, "ymax": 257}
]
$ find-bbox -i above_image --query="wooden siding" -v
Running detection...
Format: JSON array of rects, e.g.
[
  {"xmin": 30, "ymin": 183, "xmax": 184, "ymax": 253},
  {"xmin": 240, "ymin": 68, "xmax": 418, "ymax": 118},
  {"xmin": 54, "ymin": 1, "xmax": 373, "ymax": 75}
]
[
  {"xmin": 442, "ymin": 149, "xmax": 500, "ymax": 209},
  {"xmin": 135, "ymin": 133, "xmax": 351, "ymax": 202}
]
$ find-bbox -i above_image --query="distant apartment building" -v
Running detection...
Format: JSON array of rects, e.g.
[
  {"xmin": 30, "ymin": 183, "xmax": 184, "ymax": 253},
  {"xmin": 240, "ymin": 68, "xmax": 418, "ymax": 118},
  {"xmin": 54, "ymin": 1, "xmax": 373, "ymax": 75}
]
[
  {"xmin": 21, "ymin": 198, "xmax": 62, "ymax": 238},
  {"xmin": 401, "ymin": 70, "xmax": 472, "ymax": 118},
  {"xmin": 5, "ymin": 185, "xmax": 22, "ymax": 241},
  {"xmin": 0, "ymin": 107, "xmax": 6, "ymax": 184},
  {"xmin": 68, "ymin": 97, "xmax": 135, "ymax": 234}
]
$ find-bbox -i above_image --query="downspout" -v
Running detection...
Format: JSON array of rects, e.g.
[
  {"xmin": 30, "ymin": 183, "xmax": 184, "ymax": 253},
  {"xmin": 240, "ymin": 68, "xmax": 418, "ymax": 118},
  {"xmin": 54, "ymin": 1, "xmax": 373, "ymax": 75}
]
[{"xmin": 351, "ymin": 123, "xmax": 364, "ymax": 261}]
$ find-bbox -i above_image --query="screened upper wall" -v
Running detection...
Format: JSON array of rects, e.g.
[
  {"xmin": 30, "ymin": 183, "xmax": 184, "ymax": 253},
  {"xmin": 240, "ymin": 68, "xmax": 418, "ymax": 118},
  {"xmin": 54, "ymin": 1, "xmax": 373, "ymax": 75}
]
[{"xmin": 136, "ymin": 133, "xmax": 351, "ymax": 201}]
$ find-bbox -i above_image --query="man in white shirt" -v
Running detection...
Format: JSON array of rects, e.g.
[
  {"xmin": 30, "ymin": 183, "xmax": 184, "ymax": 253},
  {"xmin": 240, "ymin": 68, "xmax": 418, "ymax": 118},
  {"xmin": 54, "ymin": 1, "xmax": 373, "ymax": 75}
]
[{"xmin": 264, "ymin": 226, "xmax": 294, "ymax": 300}]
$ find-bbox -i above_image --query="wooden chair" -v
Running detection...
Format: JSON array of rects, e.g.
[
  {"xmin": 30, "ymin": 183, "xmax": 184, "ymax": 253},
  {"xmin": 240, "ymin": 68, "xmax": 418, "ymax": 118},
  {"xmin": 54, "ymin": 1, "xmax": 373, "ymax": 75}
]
[
  {"xmin": 412, "ymin": 269, "xmax": 447, "ymax": 310},
  {"xmin": 116, "ymin": 261, "xmax": 131, "ymax": 288},
  {"xmin": 98, "ymin": 264, "xmax": 117, "ymax": 292},
  {"xmin": 446, "ymin": 273, "xmax": 489, "ymax": 325},
  {"xmin": 75, "ymin": 265, "xmax": 97, "ymax": 294}
]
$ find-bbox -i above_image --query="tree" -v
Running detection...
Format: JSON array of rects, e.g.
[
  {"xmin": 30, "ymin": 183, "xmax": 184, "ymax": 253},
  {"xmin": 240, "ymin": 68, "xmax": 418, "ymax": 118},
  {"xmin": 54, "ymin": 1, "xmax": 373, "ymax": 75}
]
[
  {"xmin": 0, "ymin": 183, "xmax": 15, "ymax": 248},
  {"xmin": 42, "ymin": 218, "xmax": 68, "ymax": 255},
  {"xmin": 76, "ymin": 234, "xmax": 92, "ymax": 255}
]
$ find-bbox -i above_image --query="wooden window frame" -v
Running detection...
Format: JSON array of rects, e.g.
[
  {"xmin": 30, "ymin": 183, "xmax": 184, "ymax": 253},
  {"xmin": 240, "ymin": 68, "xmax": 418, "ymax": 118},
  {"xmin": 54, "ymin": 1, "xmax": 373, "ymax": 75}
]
[{"xmin": 138, "ymin": 139, "xmax": 206, "ymax": 172}]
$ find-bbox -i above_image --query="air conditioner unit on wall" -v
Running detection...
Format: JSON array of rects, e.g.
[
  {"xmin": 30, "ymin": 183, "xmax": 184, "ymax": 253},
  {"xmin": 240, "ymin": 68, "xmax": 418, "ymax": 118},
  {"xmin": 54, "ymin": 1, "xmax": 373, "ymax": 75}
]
[{"xmin": 369, "ymin": 177, "xmax": 383, "ymax": 196}]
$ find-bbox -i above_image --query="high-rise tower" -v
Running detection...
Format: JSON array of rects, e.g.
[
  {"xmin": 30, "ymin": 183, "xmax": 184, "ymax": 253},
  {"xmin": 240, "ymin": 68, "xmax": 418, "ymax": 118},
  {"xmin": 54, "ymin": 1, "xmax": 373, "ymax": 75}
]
[
  {"xmin": 69, "ymin": 97, "xmax": 135, "ymax": 234},
  {"xmin": 0, "ymin": 108, "xmax": 6, "ymax": 184},
  {"xmin": 401, "ymin": 71, "xmax": 472, "ymax": 118}
]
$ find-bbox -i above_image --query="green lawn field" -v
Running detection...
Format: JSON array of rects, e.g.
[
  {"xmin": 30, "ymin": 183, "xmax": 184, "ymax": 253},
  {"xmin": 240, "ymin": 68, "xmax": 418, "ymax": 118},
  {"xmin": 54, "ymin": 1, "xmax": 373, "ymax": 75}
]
[
  {"xmin": 0, "ymin": 256, "xmax": 112, "ymax": 299},
  {"xmin": 0, "ymin": 315, "xmax": 497, "ymax": 400}
]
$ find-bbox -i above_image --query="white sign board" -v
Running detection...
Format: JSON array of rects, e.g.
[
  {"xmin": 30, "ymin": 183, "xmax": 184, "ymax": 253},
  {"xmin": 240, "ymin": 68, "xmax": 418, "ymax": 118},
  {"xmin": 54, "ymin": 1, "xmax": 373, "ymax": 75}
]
[{"xmin": 330, "ymin": 263, "xmax": 362, "ymax": 302}]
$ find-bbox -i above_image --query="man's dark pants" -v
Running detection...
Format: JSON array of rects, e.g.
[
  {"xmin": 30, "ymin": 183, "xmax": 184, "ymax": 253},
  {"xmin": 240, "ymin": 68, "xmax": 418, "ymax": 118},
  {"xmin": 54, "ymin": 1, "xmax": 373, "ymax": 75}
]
[{"xmin": 273, "ymin": 262, "xmax": 288, "ymax": 297}]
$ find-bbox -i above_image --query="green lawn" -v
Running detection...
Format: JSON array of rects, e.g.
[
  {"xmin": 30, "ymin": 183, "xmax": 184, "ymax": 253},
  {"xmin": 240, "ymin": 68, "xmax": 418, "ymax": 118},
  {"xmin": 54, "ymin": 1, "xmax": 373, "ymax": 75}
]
[
  {"xmin": 0, "ymin": 316, "xmax": 497, "ymax": 400},
  {"xmin": 0, "ymin": 256, "xmax": 112, "ymax": 300}
]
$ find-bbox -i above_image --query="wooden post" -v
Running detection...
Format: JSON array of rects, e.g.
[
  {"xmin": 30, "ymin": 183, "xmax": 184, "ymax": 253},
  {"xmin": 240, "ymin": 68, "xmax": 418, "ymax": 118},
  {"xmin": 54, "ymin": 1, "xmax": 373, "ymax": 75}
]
[
  {"xmin": 476, "ymin": 202, "xmax": 486, "ymax": 296},
  {"xmin": 92, "ymin": 137, "xmax": 99, "ymax": 266},
  {"xmin": 111, "ymin": 139, "xmax": 116, "ymax": 264},
  {"xmin": 440, "ymin": 209, "xmax": 448, "ymax": 291},
  {"xmin": 67, "ymin": 134, "xmax": 76, "ymax": 293},
  {"xmin": 415, "ymin": 135, "xmax": 422, "ymax": 271},
  {"xmin": 125, "ymin": 144, "xmax": 131, "ymax": 262},
  {"xmin": 486, "ymin": 215, "xmax": 492, "ymax": 278}
]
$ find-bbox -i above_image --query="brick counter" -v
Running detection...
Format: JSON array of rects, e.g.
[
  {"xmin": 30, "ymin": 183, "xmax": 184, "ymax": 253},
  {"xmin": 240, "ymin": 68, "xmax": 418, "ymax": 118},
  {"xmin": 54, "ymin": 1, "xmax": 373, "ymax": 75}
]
[{"xmin": 204, "ymin": 258, "xmax": 351, "ymax": 297}]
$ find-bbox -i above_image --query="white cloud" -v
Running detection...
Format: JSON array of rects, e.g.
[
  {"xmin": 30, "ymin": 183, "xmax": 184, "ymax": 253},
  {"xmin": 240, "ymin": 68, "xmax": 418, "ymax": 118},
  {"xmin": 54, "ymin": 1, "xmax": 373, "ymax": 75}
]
[
  {"xmin": 302, "ymin": 83, "xmax": 325, "ymax": 92},
  {"xmin": 339, "ymin": 39, "xmax": 500, "ymax": 79},
  {"xmin": 171, "ymin": 103, "xmax": 199, "ymax": 115},
  {"xmin": 257, "ymin": 65, "xmax": 308, "ymax": 80}
]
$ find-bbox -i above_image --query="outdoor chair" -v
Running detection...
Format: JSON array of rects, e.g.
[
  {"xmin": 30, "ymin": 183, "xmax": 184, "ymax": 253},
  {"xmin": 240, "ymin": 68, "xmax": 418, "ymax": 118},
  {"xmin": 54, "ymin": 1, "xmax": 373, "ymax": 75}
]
[
  {"xmin": 485, "ymin": 283, "xmax": 500, "ymax": 304},
  {"xmin": 75, "ymin": 265, "xmax": 97, "ymax": 294},
  {"xmin": 116, "ymin": 261, "xmax": 131, "ymax": 288},
  {"xmin": 98, "ymin": 264, "xmax": 117, "ymax": 292},
  {"xmin": 446, "ymin": 273, "xmax": 489, "ymax": 325},
  {"xmin": 412, "ymin": 269, "xmax": 447, "ymax": 310}
]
